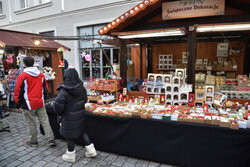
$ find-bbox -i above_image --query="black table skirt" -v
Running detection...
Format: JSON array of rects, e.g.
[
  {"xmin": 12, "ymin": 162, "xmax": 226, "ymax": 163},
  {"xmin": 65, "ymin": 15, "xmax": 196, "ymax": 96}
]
[{"xmin": 44, "ymin": 111, "xmax": 250, "ymax": 167}]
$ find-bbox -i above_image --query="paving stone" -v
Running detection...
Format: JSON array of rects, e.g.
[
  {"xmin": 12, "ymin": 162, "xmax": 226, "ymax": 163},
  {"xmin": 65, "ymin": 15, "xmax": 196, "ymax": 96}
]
[
  {"xmin": 18, "ymin": 161, "xmax": 33, "ymax": 167},
  {"xmin": 43, "ymin": 155, "xmax": 57, "ymax": 162},
  {"xmin": 6, "ymin": 160, "xmax": 23, "ymax": 167},
  {"xmin": 148, "ymin": 162, "xmax": 161, "ymax": 167},
  {"xmin": 33, "ymin": 160, "xmax": 47, "ymax": 167},
  {"xmin": 60, "ymin": 161, "xmax": 74, "ymax": 167},
  {"xmin": 112, "ymin": 156, "xmax": 126, "ymax": 166},
  {"xmin": 44, "ymin": 161, "xmax": 60, "ymax": 167},
  {"xmin": 53, "ymin": 156, "xmax": 64, "ymax": 163},
  {"xmin": 0, "ymin": 159, "xmax": 12, "ymax": 167},
  {"xmin": 136, "ymin": 160, "xmax": 149, "ymax": 167},
  {"xmin": 29, "ymin": 150, "xmax": 41, "ymax": 156},
  {"xmin": 18, "ymin": 154, "xmax": 33, "ymax": 161},
  {"xmin": 30, "ymin": 155, "xmax": 44, "ymax": 163},
  {"xmin": 15, "ymin": 146, "xmax": 26, "ymax": 152},
  {"xmin": 122, "ymin": 162, "xmax": 137, "ymax": 167}
]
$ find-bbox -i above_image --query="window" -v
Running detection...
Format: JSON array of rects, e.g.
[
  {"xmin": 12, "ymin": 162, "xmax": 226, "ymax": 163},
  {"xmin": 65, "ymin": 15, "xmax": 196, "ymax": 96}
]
[
  {"xmin": 39, "ymin": 30, "xmax": 55, "ymax": 37},
  {"xmin": 0, "ymin": 1, "xmax": 3, "ymax": 14},
  {"xmin": 20, "ymin": 0, "xmax": 29, "ymax": 9}
]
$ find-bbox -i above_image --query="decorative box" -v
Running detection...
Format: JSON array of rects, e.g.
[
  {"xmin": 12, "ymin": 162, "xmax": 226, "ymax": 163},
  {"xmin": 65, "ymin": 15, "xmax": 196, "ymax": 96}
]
[
  {"xmin": 238, "ymin": 121, "xmax": 247, "ymax": 129},
  {"xmin": 175, "ymin": 68, "xmax": 186, "ymax": 79},
  {"xmin": 165, "ymin": 84, "xmax": 172, "ymax": 93},
  {"xmin": 151, "ymin": 113, "xmax": 163, "ymax": 120},
  {"xmin": 180, "ymin": 92, "xmax": 189, "ymax": 102},
  {"xmin": 165, "ymin": 94, "xmax": 172, "ymax": 101},
  {"xmin": 172, "ymin": 93, "xmax": 180, "ymax": 101},
  {"xmin": 172, "ymin": 85, "xmax": 180, "ymax": 93},
  {"xmin": 155, "ymin": 74, "xmax": 164, "ymax": 85},
  {"xmin": 162, "ymin": 114, "xmax": 171, "ymax": 121},
  {"xmin": 146, "ymin": 85, "xmax": 154, "ymax": 94},
  {"xmin": 147, "ymin": 73, "xmax": 155, "ymax": 84},
  {"xmin": 195, "ymin": 89, "xmax": 205, "ymax": 101},
  {"xmin": 171, "ymin": 114, "xmax": 178, "ymax": 121},
  {"xmin": 172, "ymin": 77, "xmax": 181, "ymax": 85},
  {"xmin": 164, "ymin": 74, "xmax": 173, "ymax": 84},
  {"xmin": 205, "ymin": 85, "xmax": 214, "ymax": 95},
  {"xmin": 230, "ymin": 122, "xmax": 239, "ymax": 130}
]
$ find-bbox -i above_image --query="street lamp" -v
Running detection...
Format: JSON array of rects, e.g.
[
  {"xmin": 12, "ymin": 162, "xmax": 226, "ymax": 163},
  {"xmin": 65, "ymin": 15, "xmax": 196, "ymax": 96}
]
[{"xmin": 34, "ymin": 40, "xmax": 41, "ymax": 46}]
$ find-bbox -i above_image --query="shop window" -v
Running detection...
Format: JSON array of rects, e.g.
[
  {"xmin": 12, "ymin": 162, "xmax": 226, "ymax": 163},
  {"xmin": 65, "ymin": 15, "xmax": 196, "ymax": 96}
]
[{"xmin": 0, "ymin": 2, "xmax": 3, "ymax": 14}]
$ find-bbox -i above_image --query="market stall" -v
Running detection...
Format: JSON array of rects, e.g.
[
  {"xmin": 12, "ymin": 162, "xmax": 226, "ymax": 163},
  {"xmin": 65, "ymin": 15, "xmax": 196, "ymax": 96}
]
[
  {"xmin": 0, "ymin": 29, "xmax": 70, "ymax": 107},
  {"xmin": 43, "ymin": 0, "xmax": 250, "ymax": 167}
]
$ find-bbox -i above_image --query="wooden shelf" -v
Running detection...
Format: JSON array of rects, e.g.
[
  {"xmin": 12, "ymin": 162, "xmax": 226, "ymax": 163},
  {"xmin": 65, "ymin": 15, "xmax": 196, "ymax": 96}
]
[{"xmin": 227, "ymin": 98, "xmax": 250, "ymax": 105}]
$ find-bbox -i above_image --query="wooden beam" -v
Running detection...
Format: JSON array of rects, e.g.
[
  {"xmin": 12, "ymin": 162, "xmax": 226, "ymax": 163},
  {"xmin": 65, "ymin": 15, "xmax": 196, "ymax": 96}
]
[
  {"xmin": 187, "ymin": 26, "xmax": 197, "ymax": 93},
  {"xmin": 146, "ymin": 43, "xmax": 153, "ymax": 74},
  {"xmin": 119, "ymin": 39, "xmax": 127, "ymax": 87},
  {"xmin": 140, "ymin": 43, "xmax": 143, "ymax": 79}
]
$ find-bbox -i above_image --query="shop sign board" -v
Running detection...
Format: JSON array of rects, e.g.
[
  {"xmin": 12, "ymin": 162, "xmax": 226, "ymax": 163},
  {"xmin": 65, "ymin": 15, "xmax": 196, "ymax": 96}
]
[{"xmin": 162, "ymin": 0, "xmax": 225, "ymax": 20}]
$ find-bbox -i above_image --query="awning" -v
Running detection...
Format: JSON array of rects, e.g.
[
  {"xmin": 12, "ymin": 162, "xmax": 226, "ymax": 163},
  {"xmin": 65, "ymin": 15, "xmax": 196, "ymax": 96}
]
[{"xmin": 0, "ymin": 29, "xmax": 70, "ymax": 50}]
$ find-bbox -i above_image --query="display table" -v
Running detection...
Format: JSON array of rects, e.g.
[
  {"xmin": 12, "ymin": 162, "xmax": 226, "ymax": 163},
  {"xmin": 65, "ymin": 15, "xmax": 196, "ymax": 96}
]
[{"xmin": 44, "ymin": 108, "xmax": 250, "ymax": 167}]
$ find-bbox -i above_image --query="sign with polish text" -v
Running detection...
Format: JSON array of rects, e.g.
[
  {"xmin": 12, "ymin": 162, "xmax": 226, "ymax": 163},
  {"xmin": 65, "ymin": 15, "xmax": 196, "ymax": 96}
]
[{"xmin": 162, "ymin": 0, "xmax": 225, "ymax": 20}]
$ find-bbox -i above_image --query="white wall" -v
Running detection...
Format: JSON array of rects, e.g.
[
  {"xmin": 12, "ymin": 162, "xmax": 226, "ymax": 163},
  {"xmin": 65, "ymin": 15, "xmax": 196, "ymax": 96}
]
[{"xmin": 0, "ymin": 0, "xmax": 141, "ymax": 74}]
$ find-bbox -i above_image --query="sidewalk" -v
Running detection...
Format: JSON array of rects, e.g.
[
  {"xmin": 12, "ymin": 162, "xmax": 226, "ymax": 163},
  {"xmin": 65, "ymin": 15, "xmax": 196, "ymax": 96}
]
[{"xmin": 0, "ymin": 112, "xmax": 176, "ymax": 167}]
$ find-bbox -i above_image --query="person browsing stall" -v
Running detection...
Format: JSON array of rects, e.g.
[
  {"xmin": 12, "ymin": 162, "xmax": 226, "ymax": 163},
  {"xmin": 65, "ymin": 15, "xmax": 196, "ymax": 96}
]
[
  {"xmin": 14, "ymin": 56, "xmax": 56, "ymax": 147},
  {"xmin": 53, "ymin": 68, "xmax": 97, "ymax": 163}
]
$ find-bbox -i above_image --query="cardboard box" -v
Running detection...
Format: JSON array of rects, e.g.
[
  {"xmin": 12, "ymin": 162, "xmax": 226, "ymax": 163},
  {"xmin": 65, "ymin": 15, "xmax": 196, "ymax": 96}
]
[{"xmin": 230, "ymin": 123, "xmax": 239, "ymax": 130}]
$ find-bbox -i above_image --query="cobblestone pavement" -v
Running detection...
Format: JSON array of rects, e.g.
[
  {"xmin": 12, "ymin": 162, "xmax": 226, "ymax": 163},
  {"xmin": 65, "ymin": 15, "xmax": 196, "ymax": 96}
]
[{"xmin": 0, "ymin": 112, "xmax": 178, "ymax": 167}]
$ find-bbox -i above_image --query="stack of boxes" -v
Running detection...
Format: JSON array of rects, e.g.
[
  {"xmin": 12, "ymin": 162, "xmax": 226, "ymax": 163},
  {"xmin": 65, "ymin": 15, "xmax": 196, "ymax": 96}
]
[
  {"xmin": 147, "ymin": 69, "xmax": 192, "ymax": 106},
  {"xmin": 158, "ymin": 55, "xmax": 173, "ymax": 70},
  {"xmin": 205, "ymin": 85, "xmax": 214, "ymax": 107}
]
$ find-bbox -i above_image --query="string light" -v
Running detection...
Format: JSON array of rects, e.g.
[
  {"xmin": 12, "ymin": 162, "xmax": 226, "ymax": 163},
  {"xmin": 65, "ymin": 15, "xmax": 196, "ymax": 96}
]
[
  {"xmin": 135, "ymin": 7, "xmax": 138, "ymax": 11},
  {"xmin": 121, "ymin": 15, "xmax": 125, "ymax": 20},
  {"xmin": 139, "ymin": 3, "xmax": 144, "ymax": 8},
  {"xmin": 108, "ymin": 24, "xmax": 111, "ymax": 28},
  {"xmin": 116, "ymin": 19, "xmax": 120, "ymax": 23},
  {"xmin": 130, "ymin": 10, "xmax": 134, "ymax": 14},
  {"xmin": 104, "ymin": 27, "xmax": 107, "ymax": 31},
  {"xmin": 145, "ymin": 1, "xmax": 149, "ymax": 5},
  {"xmin": 100, "ymin": 29, "xmax": 103, "ymax": 33},
  {"xmin": 112, "ymin": 21, "xmax": 116, "ymax": 25},
  {"xmin": 125, "ymin": 13, "xmax": 130, "ymax": 17}
]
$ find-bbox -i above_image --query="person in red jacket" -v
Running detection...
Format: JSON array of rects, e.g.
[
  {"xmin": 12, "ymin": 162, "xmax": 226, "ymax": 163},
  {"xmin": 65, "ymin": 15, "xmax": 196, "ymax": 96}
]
[{"xmin": 14, "ymin": 56, "xmax": 56, "ymax": 147}]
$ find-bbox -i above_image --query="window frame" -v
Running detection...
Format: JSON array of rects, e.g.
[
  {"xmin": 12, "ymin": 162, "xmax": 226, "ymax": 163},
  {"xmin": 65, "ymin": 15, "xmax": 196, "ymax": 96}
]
[{"xmin": 0, "ymin": 1, "xmax": 3, "ymax": 14}]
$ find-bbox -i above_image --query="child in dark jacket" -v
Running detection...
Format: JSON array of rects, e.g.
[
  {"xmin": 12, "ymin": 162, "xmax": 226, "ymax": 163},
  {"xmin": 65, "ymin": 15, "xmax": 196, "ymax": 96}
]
[{"xmin": 54, "ymin": 68, "xmax": 97, "ymax": 163}]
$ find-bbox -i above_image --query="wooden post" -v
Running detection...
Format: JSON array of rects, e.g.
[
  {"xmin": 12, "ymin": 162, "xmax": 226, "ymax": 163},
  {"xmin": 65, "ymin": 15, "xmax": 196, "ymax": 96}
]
[
  {"xmin": 119, "ymin": 39, "xmax": 127, "ymax": 87},
  {"xmin": 187, "ymin": 26, "xmax": 197, "ymax": 93},
  {"xmin": 146, "ymin": 43, "xmax": 153, "ymax": 74},
  {"xmin": 140, "ymin": 43, "xmax": 143, "ymax": 79}
]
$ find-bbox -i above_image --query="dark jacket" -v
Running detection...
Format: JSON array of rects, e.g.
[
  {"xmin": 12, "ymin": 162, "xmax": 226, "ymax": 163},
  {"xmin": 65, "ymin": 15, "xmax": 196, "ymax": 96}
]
[{"xmin": 54, "ymin": 69, "xmax": 87, "ymax": 139}]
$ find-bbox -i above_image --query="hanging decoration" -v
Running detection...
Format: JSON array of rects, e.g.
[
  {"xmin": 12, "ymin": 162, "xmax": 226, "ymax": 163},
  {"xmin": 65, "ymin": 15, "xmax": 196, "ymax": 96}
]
[
  {"xmin": 57, "ymin": 47, "xmax": 66, "ymax": 68},
  {"xmin": 81, "ymin": 50, "xmax": 91, "ymax": 62}
]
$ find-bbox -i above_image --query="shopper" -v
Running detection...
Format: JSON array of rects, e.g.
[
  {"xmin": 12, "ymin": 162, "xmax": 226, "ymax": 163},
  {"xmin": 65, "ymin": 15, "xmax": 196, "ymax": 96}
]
[
  {"xmin": 54, "ymin": 68, "xmax": 97, "ymax": 163},
  {"xmin": 14, "ymin": 56, "xmax": 56, "ymax": 147}
]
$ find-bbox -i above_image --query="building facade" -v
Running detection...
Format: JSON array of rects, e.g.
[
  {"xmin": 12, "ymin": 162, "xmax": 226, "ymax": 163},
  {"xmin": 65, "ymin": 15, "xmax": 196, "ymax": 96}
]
[{"xmin": 0, "ymin": 0, "xmax": 141, "ymax": 79}]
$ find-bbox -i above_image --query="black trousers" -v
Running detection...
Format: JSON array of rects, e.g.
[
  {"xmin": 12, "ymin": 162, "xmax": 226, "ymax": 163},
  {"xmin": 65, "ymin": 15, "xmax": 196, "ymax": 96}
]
[{"xmin": 67, "ymin": 133, "xmax": 91, "ymax": 152}]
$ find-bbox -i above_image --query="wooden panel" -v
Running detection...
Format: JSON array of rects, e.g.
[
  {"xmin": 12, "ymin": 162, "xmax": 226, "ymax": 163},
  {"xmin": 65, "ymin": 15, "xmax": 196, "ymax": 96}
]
[
  {"xmin": 152, "ymin": 43, "xmax": 187, "ymax": 73},
  {"xmin": 51, "ymin": 50, "xmax": 63, "ymax": 94},
  {"xmin": 131, "ymin": 46, "xmax": 147, "ymax": 79},
  {"xmin": 152, "ymin": 41, "xmax": 245, "ymax": 75}
]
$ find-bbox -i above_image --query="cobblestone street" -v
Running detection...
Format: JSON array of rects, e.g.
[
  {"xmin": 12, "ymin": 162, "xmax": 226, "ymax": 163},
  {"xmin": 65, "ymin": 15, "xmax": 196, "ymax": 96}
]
[{"xmin": 0, "ymin": 112, "xmax": 176, "ymax": 167}]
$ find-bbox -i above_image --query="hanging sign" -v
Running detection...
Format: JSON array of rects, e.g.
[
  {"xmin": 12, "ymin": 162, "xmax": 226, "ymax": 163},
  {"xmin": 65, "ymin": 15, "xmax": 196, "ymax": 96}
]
[{"xmin": 162, "ymin": 0, "xmax": 225, "ymax": 20}]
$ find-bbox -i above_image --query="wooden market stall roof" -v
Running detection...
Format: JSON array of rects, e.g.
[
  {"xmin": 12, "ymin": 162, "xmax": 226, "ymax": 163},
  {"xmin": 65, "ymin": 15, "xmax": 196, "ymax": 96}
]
[
  {"xmin": 99, "ymin": 0, "xmax": 250, "ymax": 37},
  {"xmin": 0, "ymin": 29, "xmax": 70, "ymax": 50}
]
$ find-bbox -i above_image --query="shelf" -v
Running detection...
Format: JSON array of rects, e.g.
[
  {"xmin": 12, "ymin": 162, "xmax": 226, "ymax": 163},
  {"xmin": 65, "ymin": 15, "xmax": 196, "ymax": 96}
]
[
  {"xmin": 157, "ymin": 69, "xmax": 237, "ymax": 72},
  {"xmin": 195, "ymin": 69, "xmax": 237, "ymax": 72},
  {"xmin": 91, "ymin": 89, "xmax": 117, "ymax": 93}
]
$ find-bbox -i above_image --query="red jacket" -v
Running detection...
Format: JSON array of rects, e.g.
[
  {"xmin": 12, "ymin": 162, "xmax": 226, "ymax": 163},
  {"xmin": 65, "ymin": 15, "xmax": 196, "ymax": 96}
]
[{"xmin": 14, "ymin": 67, "xmax": 48, "ymax": 110}]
